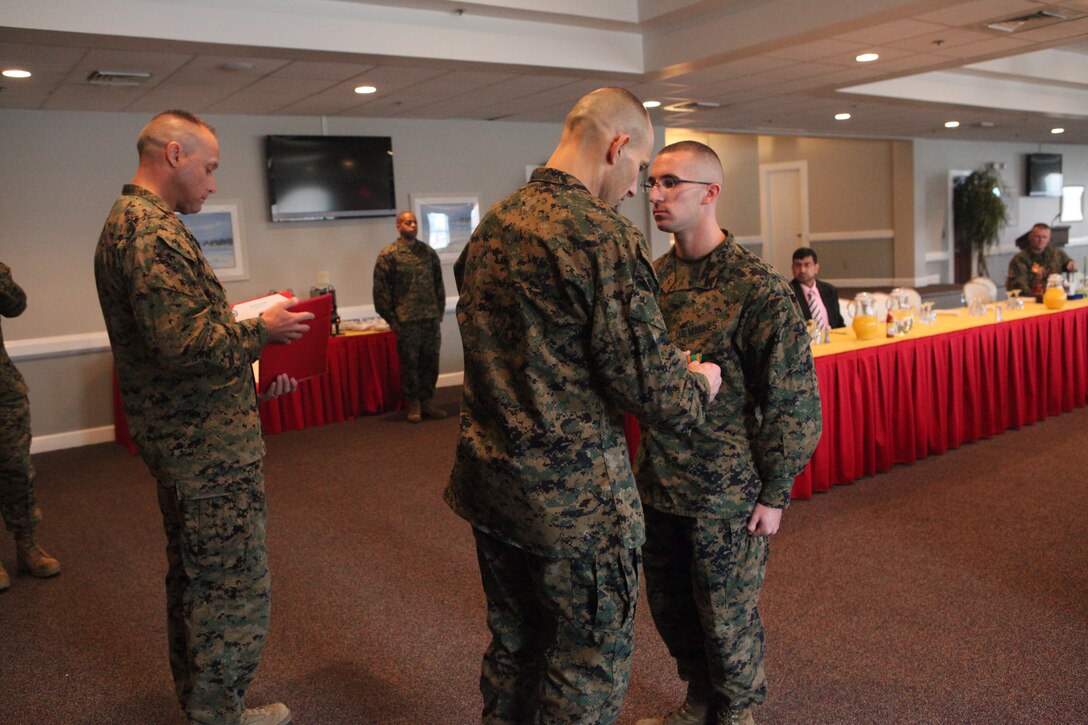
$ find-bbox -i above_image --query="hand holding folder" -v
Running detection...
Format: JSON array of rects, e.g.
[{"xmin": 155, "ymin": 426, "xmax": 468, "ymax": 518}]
[{"xmin": 232, "ymin": 291, "xmax": 330, "ymax": 393}]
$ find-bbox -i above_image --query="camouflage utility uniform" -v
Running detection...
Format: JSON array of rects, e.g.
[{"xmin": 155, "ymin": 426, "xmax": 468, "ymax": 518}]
[
  {"xmin": 636, "ymin": 232, "xmax": 821, "ymax": 715},
  {"xmin": 446, "ymin": 167, "xmax": 712, "ymax": 724},
  {"xmin": 1005, "ymin": 245, "xmax": 1074, "ymax": 294},
  {"xmin": 95, "ymin": 185, "xmax": 271, "ymax": 725},
  {"xmin": 372, "ymin": 237, "xmax": 445, "ymax": 402},
  {"xmin": 0, "ymin": 262, "xmax": 38, "ymax": 534}
]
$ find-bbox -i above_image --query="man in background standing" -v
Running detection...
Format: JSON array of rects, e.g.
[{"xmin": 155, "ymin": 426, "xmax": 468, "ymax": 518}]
[
  {"xmin": 636, "ymin": 141, "xmax": 821, "ymax": 725},
  {"xmin": 446, "ymin": 88, "xmax": 722, "ymax": 724},
  {"xmin": 373, "ymin": 210, "xmax": 447, "ymax": 423},
  {"xmin": 95, "ymin": 110, "xmax": 312, "ymax": 725},
  {"xmin": 1006, "ymin": 222, "xmax": 1076, "ymax": 296},
  {"xmin": 789, "ymin": 247, "xmax": 844, "ymax": 329},
  {"xmin": 0, "ymin": 261, "xmax": 61, "ymax": 591}
]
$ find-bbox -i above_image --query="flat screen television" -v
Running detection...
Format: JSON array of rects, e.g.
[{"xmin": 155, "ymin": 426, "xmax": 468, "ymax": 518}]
[
  {"xmin": 1026, "ymin": 153, "xmax": 1062, "ymax": 197},
  {"xmin": 265, "ymin": 135, "xmax": 396, "ymax": 222}
]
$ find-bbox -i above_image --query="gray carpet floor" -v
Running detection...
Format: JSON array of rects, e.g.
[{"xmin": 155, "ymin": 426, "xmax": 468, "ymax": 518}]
[{"xmin": 2, "ymin": 385, "xmax": 1086, "ymax": 724}]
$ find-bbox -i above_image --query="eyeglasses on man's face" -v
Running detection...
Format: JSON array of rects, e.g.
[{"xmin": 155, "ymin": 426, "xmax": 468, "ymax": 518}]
[{"xmin": 641, "ymin": 176, "xmax": 713, "ymax": 193}]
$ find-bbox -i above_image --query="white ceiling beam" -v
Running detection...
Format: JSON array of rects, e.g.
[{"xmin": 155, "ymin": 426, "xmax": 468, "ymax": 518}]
[{"xmin": 0, "ymin": 0, "xmax": 644, "ymax": 73}]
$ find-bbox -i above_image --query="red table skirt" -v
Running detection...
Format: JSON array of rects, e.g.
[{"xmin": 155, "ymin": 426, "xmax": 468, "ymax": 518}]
[
  {"xmin": 114, "ymin": 331, "xmax": 403, "ymax": 452},
  {"xmin": 626, "ymin": 304, "xmax": 1088, "ymax": 500},
  {"xmin": 258, "ymin": 330, "xmax": 404, "ymax": 434}
]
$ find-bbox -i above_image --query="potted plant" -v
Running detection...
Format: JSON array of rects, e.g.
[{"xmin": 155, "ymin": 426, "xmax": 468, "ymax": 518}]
[{"xmin": 953, "ymin": 167, "xmax": 1008, "ymax": 279}]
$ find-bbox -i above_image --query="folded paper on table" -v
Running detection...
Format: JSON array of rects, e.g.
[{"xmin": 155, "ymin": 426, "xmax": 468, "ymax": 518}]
[{"xmin": 231, "ymin": 291, "xmax": 333, "ymax": 391}]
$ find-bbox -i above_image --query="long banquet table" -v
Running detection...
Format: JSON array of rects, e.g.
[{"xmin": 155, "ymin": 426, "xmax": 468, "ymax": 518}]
[
  {"xmin": 795, "ymin": 297, "xmax": 1088, "ymax": 498},
  {"xmin": 626, "ymin": 298, "xmax": 1088, "ymax": 500},
  {"xmin": 113, "ymin": 330, "xmax": 403, "ymax": 452}
]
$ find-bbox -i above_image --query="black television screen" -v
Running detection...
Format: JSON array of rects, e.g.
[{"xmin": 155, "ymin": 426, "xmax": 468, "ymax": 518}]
[
  {"xmin": 1026, "ymin": 153, "xmax": 1062, "ymax": 197},
  {"xmin": 266, "ymin": 135, "xmax": 396, "ymax": 222}
]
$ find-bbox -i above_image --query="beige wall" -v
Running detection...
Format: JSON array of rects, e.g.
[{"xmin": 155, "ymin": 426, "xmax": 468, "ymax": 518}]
[
  {"xmin": 0, "ymin": 109, "xmax": 596, "ymax": 443},
  {"xmin": 665, "ymin": 129, "xmax": 900, "ymax": 279},
  {"xmin": 4, "ymin": 105, "xmax": 1087, "ymax": 448}
]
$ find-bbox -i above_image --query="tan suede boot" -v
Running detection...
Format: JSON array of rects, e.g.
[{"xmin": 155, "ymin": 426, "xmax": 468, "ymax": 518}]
[
  {"xmin": 718, "ymin": 708, "xmax": 755, "ymax": 725},
  {"xmin": 15, "ymin": 529, "xmax": 61, "ymax": 578},
  {"xmin": 406, "ymin": 400, "xmax": 422, "ymax": 423},
  {"xmin": 635, "ymin": 684, "xmax": 714, "ymax": 725},
  {"xmin": 420, "ymin": 399, "xmax": 447, "ymax": 419},
  {"xmin": 0, "ymin": 559, "xmax": 10, "ymax": 591}
]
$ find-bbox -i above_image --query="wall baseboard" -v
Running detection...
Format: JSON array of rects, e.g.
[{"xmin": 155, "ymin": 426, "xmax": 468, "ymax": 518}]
[
  {"xmin": 827, "ymin": 275, "xmax": 941, "ymax": 287},
  {"xmin": 31, "ymin": 425, "xmax": 116, "ymax": 455},
  {"xmin": 32, "ymin": 374, "xmax": 467, "ymax": 454},
  {"xmin": 437, "ymin": 371, "xmax": 464, "ymax": 388}
]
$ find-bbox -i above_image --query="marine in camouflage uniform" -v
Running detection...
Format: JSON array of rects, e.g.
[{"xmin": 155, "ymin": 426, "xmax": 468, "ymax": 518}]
[
  {"xmin": 0, "ymin": 261, "xmax": 61, "ymax": 590},
  {"xmin": 446, "ymin": 89, "xmax": 721, "ymax": 725},
  {"xmin": 1005, "ymin": 224, "xmax": 1075, "ymax": 294},
  {"xmin": 635, "ymin": 141, "xmax": 820, "ymax": 725},
  {"xmin": 372, "ymin": 211, "xmax": 446, "ymax": 422},
  {"xmin": 95, "ymin": 111, "xmax": 299, "ymax": 725}
]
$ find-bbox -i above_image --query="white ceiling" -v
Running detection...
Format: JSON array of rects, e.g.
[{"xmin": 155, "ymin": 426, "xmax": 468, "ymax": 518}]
[{"xmin": 1, "ymin": 0, "xmax": 1087, "ymax": 143}]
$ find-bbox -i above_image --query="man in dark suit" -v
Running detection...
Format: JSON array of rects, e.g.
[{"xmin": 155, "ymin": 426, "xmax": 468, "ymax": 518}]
[{"xmin": 789, "ymin": 247, "xmax": 845, "ymax": 329}]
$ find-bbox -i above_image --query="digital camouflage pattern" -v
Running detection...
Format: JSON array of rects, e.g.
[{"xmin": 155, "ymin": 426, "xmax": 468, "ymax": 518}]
[
  {"xmin": 372, "ymin": 237, "xmax": 445, "ymax": 325},
  {"xmin": 373, "ymin": 237, "xmax": 445, "ymax": 403},
  {"xmin": 372, "ymin": 238, "xmax": 443, "ymax": 400},
  {"xmin": 637, "ymin": 232, "xmax": 821, "ymax": 518},
  {"xmin": 157, "ymin": 463, "xmax": 270, "ymax": 725},
  {"xmin": 394, "ymin": 318, "xmax": 441, "ymax": 401},
  {"xmin": 446, "ymin": 167, "xmax": 711, "ymax": 560},
  {"xmin": 0, "ymin": 262, "xmax": 37, "ymax": 532},
  {"xmin": 1005, "ymin": 244, "xmax": 1074, "ymax": 294},
  {"xmin": 447, "ymin": 166, "xmax": 711, "ymax": 723},
  {"xmin": 94, "ymin": 185, "xmax": 267, "ymax": 482},
  {"xmin": 642, "ymin": 507, "xmax": 768, "ymax": 712},
  {"xmin": 95, "ymin": 185, "xmax": 272, "ymax": 724},
  {"xmin": 473, "ymin": 529, "xmax": 639, "ymax": 724},
  {"xmin": 635, "ymin": 232, "xmax": 819, "ymax": 713}
]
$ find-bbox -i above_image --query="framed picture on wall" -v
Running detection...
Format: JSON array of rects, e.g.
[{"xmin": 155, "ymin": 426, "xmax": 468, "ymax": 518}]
[
  {"xmin": 179, "ymin": 201, "xmax": 248, "ymax": 281},
  {"xmin": 411, "ymin": 194, "xmax": 481, "ymax": 262}
]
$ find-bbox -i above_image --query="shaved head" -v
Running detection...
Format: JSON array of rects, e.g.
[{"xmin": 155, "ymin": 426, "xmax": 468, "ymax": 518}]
[
  {"xmin": 657, "ymin": 140, "xmax": 723, "ymax": 185},
  {"xmin": 137, "ymin": 110, "xmax": 216, "ymax": 159},
  {"xmin": 562, "ymin": 87, "xmax": 651, "ymax": 149}
]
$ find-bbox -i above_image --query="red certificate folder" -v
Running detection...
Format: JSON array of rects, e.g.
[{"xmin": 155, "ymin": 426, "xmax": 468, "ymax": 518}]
[
  {"xmin": 231, "ymin": 291, "xmax": 332, "ymax": 391},
  {"xmin": 257, "ymin": 293, "xmax": 332, "ymax": 390}
]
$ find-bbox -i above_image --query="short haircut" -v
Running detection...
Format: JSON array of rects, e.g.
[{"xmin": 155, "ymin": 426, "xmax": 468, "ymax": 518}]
[
  {"xmin": 793, "ymin": 247, "xmax": 818, "ymax": 263},
  {"xmin": 658, "ymin": 140, "xmax": 721, "ymax": 168},
  {"xmin": 137, "ymin": 110, "xmax": 216, "ymax": 156},
  {"xmin": 564, "ymin": 87, "xmax": 650, "ymax": 146},
  {"xmin": 1031, "ymin": 223, "xmax": 1051, "ymax": 232}
]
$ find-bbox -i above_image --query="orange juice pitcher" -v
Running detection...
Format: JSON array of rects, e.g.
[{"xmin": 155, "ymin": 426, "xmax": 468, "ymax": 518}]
[{"xmin": 848, "ymin": 292, "xmax": 881, "ymax": 340}]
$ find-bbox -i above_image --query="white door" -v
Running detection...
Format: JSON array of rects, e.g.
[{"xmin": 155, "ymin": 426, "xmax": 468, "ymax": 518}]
[{"xmin": 760, "ymin": 162, "xmax": 809, "ymax": 278}]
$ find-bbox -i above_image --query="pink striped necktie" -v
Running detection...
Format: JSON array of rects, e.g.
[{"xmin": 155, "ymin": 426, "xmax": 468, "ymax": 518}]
[{"xmin": 806, "ymin": 285, "xmax": 827, "ymax": 328}]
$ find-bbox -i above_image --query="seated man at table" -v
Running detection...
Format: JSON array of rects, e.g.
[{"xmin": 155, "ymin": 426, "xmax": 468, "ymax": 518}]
[
  {"xmin": 635, "ymin": 140, "xmax": 821, "ymax": 725},
  {"xmin": 789, "ymin": 247, "xmax": 845, "ymax": 329},
  {"xmin": 1006, "ymin": 223, "xmax": 1076, "ymax": 296}
]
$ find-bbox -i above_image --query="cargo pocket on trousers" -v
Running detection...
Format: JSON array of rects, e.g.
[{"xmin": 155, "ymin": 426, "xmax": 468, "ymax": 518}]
[{"xmin": 177, "ymin": 485, "xmax": 254, "ymax": 573}]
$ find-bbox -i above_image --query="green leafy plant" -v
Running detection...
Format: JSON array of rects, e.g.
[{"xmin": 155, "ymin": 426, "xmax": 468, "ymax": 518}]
[{"xmin": 953, "ymin": 168, "xmax": 1008, "ymax": 279}]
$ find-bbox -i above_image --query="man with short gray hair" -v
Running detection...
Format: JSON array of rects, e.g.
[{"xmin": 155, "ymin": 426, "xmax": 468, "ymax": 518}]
[{"xmin": 95, "ymin": 110, "xmax": 311, "ymax": 725}]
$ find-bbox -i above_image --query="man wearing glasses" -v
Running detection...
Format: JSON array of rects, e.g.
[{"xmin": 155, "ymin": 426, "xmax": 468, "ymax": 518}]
[{"xmin": 635, "ymin": 141, "xmax": 821, "ymax": 725}]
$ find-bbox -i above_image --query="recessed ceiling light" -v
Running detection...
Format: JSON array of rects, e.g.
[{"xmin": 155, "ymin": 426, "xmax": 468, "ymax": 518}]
[
  {"xmin": 1051, "ymin": 127, "xmax": 1065, "ymax": 134},
  {"xmin": 835, "ymin": 113, "xmax": 851, "ymax": 120},
  {"xmin": 2, "ymin": 69, "xmax": 31, "ymax": 78},
  {"xmin": 643, "ymin": 100, "xmax": 661, "ymax": 109},
  {"xmin": 855, "ymin": 53, "xmax": 879, "ymax": 63},
  {"xmin": 354, "ymin": 85, "xmax": 377, "ymax": 94},
  {"xmin": 945, "ymin": 121, "xmax": 960, "ymax": 128}
]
